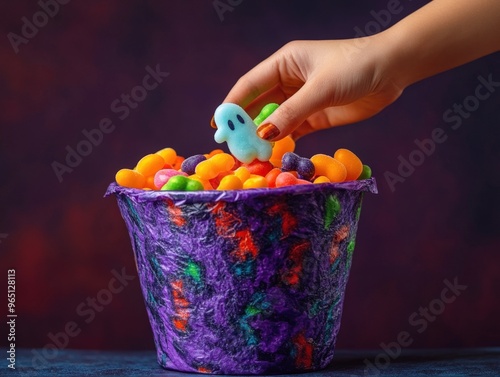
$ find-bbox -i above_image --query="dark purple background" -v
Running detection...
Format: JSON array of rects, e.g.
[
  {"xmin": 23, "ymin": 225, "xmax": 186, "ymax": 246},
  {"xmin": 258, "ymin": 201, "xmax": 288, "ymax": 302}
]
[{"xmin": 1, "ymin": 0, "xmax": 499, "ymax": 352}]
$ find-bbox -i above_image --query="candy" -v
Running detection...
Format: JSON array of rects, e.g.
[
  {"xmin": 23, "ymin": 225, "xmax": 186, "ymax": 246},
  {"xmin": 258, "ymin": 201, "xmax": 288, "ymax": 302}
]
[
  {"xmin": 154, "ymin": 169, "xmax": 188, "ymax": 189},
  {"xmin": 310, "ymin": 154, "xmax": 347, "ymax": 183},
  {"xmin": 265, "ymin": 168, "xmax": 281, "ymax": 188},
  {"xmin": 189, "ymin": 174, "xmax": 213, "ymax": 190},
  {"xmin": 358, "ymin": 165, "xmax": 372, "ymax": 180},
  {"xmin": 281, "ymin": 152, "xmax": 315, "ymax": 181},
  {"xmin": 161, "ymin": 175, "xmax": 203, "ymax": 191},
  {"xmin": 253, "ymin": 103, "xmax": 279, "ymax": 126},
  {"xmin": 275, "ymin": 172, "xmax": 311, "ymax": 188},
  {"xmin": 172, "ymin": 156, "xmax": 185, "ymax": 170},
  {"xmin": 243, "ymin": 176, "xmax": 268, "ymax": 189},
  {"xmin": 145, "ymin": 175, "xmax": 158, "ymax": 190},
  {"xmin": 213, "ymin": 103, "xmax": 273, "ymax": 164},
  {"xmin": 204, "ymin": 149, "xmax": 224, "ymax": 159},
  {"xmin": 333, "ymin": 148, "xmax": 363, "ymax": 181},
  {"xmin": 115, "ymin": 168, "xmax": 145, "ymax": 189},
  {"xmin": 210, "ymin": 171, "xmax": 233, "ymax": 189},
  {"xmin": 234, "ymin": 167, "xmax": 251, "ymax": 182},
  {"xmin": 195, "ymin": 153, "xmax": 235, "ymax": 180},
  {"xmin": 181, "ymin": 154, "xmax": 207, "ymax": 175},
  {"xmin": 313, "ymin": 176, "xmax": 331, "ymax": 184},
  {"xmin": 135, "ymin": 154, "xmax": 165, "ymax": 177},
  {"xmin": 242, "ymin": 160, "xmax": 274, "ymax": 177},
  {"xmin": 217, "ymin": 175, "xmax": 243, "ymax": 191},
  {"xmin": 269, "ymin": 136, "xmax": 295, "ymax": 168},
  {"xmin": 155, "ymin": 148, "xmax": 177, "ymax": 166}
]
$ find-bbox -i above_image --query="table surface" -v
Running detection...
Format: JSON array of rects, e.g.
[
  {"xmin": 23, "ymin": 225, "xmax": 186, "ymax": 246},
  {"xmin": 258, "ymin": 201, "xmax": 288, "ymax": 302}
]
[{"xmin": 7, "ymin": 348, "xmax": 500, "ymax": 377}]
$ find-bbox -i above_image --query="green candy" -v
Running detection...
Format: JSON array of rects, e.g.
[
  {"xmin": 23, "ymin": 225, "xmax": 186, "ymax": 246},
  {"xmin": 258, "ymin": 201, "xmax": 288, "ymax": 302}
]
[
  {"xmin": 253, "ymin": 103, "xmax": 279, "ymax": 126},
  {"xmin": 357, "ymin": 164, "xmax": 372, "ymax": 180},
  {"xmin": 161, "ymin": 175, "xmax": 203, "ymax": 191},
  {"xmin": 185, "ymin": 179, "xmax": 204, "ymax": 191}
]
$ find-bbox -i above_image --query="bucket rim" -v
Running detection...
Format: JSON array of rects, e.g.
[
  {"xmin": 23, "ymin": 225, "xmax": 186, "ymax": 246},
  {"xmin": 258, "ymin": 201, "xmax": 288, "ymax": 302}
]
[{"xmin": 105, "ymin": 177, "xmax": 377, "ymax": 204}]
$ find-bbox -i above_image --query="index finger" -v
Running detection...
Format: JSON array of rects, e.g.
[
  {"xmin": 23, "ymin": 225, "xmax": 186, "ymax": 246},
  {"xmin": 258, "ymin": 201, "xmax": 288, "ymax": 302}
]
[{"xmin": 223, "ymin": 56, "xmax": 281, "ymax": 108}]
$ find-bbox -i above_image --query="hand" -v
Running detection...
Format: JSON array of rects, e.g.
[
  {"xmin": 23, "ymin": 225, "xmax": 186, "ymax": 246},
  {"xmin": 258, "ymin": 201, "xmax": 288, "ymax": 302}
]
[{"xmin": 222, "ymin": 37, "xmax": 403, "ymax": 141}]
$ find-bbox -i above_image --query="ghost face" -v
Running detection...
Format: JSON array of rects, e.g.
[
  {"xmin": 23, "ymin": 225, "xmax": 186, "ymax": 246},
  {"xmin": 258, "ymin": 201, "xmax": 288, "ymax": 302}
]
[{"xmin": 213, "ymin": 103, "xmax": 273, "ymax": 163}]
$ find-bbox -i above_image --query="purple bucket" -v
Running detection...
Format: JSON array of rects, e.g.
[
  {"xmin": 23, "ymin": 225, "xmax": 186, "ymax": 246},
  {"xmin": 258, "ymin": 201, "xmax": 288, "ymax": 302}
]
[{"xmin": 105, "ymin": 178, "xmax": 377, "ymax": 374}]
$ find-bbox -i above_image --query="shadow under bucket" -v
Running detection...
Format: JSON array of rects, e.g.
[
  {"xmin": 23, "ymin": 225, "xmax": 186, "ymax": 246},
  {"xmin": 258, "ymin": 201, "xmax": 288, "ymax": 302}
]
[{"xmin": 105, "ymin": 178, "xmax": 377, "ymax": 374}]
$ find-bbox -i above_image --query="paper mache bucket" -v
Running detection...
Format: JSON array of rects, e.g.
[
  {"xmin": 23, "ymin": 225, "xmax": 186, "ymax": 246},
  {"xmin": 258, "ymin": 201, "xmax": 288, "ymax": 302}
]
[{"xmin": 105, "ymin": 178, "xmax": 377, "ymax": 374}]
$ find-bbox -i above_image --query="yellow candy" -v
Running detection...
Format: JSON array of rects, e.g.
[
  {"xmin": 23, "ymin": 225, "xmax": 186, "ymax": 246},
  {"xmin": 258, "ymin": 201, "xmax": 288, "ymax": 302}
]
[
  {"xmin": 135, "ymin": 154, "xmax": 165, "ymax": 177},
  {"xmin": 234, "ymin": 167, "xmax": 251, "ymax": 182},
  {"xmin": 115, "ymin": 168, "xmax": 145, "ymax": 189},
  {"xmin": 155, "ymin": 148, "xmax": 177, "ymax": 166},
  {"xmin": 270, "ymin": 136, "xmax": 295, "ymax": 168},
  {"xmin": 313, "ymin": 176, "xmax": 331, "ymax": 184},
  {"xmin": 217, "ymin": 175, "xmax": 243, "ymax": 190},
  {"xmin": 243, "ymin": 176, "xmax": 268, "ymax": 189}
]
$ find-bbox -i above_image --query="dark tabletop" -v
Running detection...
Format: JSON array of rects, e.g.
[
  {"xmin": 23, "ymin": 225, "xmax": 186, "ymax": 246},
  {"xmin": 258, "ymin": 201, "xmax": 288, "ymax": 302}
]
[{"xmin": 6, "ymin": 348, "xmax": 500, "ymax": 376}]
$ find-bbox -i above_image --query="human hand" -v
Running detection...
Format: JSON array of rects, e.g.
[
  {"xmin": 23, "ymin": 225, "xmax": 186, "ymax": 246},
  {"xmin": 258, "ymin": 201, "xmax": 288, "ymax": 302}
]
[{"xmin": 218, "ymin": 37, "xmax": 404, "ymax": 141}]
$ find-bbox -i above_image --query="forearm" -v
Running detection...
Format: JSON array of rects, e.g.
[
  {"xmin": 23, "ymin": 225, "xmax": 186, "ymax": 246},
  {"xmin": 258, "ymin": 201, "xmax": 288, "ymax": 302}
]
[{"xmin": 380, "ymin": 0, "xmax": 500, "ymax": 89}]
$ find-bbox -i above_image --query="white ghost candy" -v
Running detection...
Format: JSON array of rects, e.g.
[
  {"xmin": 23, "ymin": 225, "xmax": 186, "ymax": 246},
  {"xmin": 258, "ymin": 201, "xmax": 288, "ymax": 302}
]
[{"xmin": 213, "ymin": 103, "xmax": 273, "ymax": 164}]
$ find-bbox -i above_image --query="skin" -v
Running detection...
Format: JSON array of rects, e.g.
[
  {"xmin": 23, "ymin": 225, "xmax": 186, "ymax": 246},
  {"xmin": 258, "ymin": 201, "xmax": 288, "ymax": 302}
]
[{"xmin": 221, "ymin": 0, "xmax": 500, "ymax": 141}]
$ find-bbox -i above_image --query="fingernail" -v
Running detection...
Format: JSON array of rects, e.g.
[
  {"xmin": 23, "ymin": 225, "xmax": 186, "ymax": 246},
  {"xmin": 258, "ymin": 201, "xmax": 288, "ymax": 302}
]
[
  {"xmin": 210, "ymin": 116, "xmax": 217, "ymax": 129},
  {"xmin": 257, "ymin": 123, "xmax": 280, "ymax": 140}
]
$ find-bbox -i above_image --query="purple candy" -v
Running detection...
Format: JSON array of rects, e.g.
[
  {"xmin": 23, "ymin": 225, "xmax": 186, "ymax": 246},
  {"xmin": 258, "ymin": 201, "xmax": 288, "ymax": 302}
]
[
  {"xmin": 281, "ymin": 152, "xmax": 298, "ymax": 172},
  {"xmin": 282, "ymin": 152, "xmax": 315, "ymax": 181},
  {"xmin": 181, "ymin": 154, "xmax": 206, "ymax": 175},
  {"xmin": 106, "ymin": 179, "xmax": 377, "ymax": 374}
]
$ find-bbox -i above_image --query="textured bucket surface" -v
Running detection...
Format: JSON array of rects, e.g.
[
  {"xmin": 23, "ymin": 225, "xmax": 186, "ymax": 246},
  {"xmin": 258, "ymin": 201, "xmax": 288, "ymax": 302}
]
[{"xmin": 106, "ymin": 179, "xmax": 377, "ymax": 374}]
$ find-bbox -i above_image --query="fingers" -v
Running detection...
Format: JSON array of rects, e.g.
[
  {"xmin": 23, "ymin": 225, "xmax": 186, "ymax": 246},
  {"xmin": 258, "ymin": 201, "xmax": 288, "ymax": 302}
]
[
  {"xmin": 255, "ymin": 79, "xmax": 327, "ymax": 141},
  {"xmin": 223, "ymin": 56, "xmax": 281, "ymax": 109}
]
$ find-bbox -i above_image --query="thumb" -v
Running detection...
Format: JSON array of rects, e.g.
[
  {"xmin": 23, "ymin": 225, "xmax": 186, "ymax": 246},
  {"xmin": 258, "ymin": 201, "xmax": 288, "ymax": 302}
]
[{"xmin": 256, "ymin": 80, "xmax": 326, "ymax": 141}]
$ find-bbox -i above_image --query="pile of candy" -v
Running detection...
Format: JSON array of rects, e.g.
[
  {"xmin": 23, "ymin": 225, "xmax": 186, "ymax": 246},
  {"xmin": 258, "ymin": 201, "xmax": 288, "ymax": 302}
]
[
  {"xmin": 115, "ymin": 103, "xmax": 371, "ymax": 191},
  {"xmin": 115, "ymin": 142, "xmax": 371, "ymax": 191}
]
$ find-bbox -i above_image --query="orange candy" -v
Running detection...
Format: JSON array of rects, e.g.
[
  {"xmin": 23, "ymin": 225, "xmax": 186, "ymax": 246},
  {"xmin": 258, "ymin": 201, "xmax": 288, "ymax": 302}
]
[
  {"xmin": 135, "ymin": 154, "xmax": 165, "ymax": 177},
  {"xmin": 333, "ymin": 148, "xmax": 363, "ymax": 181},
  {"xmin": 195, "ymin": 153, "xmax": 235, "ymax": 180},
  {"xmin": 265, "ymin": 168, "xmax": 281, "ymax": 188},
  {"xmin": 115, "ymin": 169, "xmax": 146, "ymax": 189},
  {"xmin": 155, "ymin": 147, "xmax": 177, "ymax": 166},
  {"xmin": 269, "ymin": 136, "xmax": 295, "ymax": 168},
  {"xmin": 172, "ymin": 156, "xmax": 185, "ymax": 170},
  {"xmin": 310, "ymin": 154, "xmax": 347, "ymax": 183}
]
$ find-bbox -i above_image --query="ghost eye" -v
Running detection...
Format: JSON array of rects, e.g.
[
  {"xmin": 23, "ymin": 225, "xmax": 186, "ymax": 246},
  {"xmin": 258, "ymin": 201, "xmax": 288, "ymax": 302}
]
[
  {"xmin": 228, "ymin": 120, "xmax": 235, "ymax": 131},
  {"xmin": 237, "ymin": 114, "xmax": 245, "ymax": 124}
]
